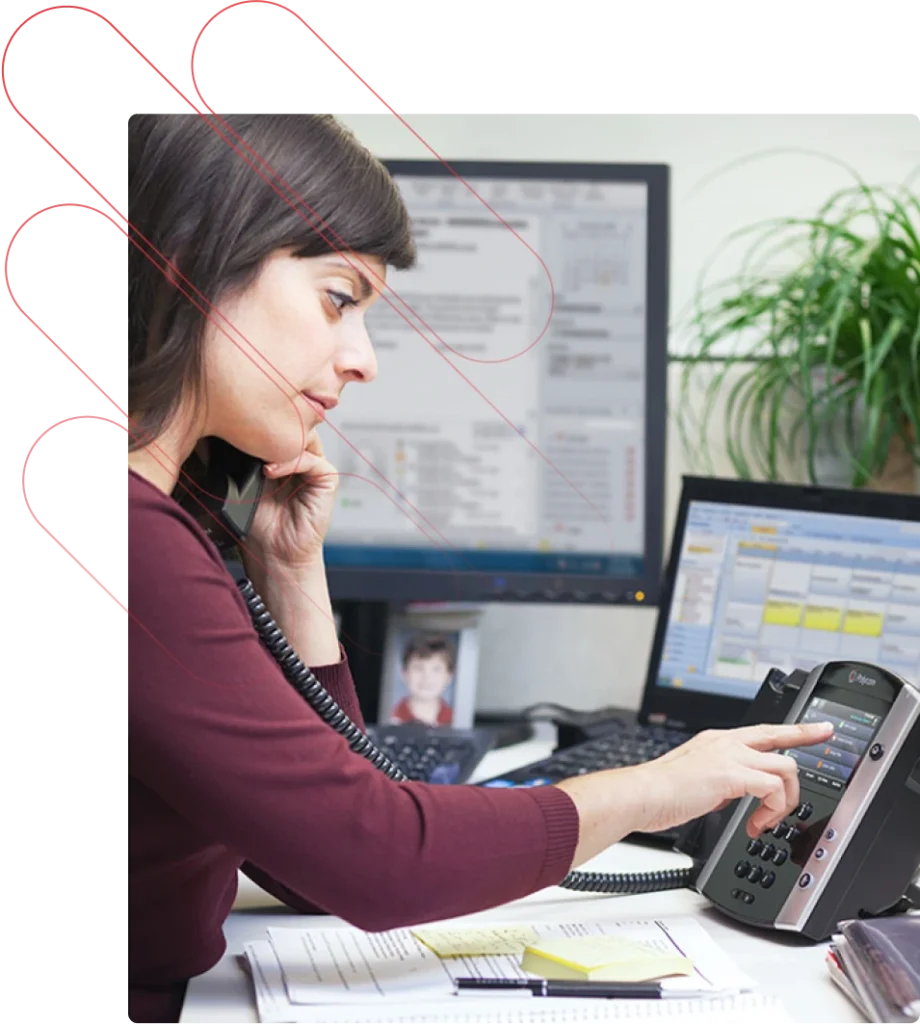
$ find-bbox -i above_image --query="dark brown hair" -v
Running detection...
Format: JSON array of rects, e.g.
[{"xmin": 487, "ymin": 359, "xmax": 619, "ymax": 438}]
[
  {"xmin": 128, "ymin": 114, "xmax": 416, "ymax": 450},
  {"xmin": 401, "ymin": 633, "xmax": 457, "ymax": 674}
]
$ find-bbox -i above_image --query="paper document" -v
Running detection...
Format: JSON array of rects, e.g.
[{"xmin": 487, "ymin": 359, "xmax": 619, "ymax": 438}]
[
  {"xmin": 245, "ymin": 940, "xmax": 789, "ymax": 1024},
  {"xmin": 266, "ymin": 917, "xmax": 755, "ymax": 1006}
]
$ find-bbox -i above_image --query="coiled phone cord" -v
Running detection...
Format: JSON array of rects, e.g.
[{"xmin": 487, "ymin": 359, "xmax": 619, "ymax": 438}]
[{"xmin": 238, "ymin": 576, "xmax": 696, "ymax": 896}]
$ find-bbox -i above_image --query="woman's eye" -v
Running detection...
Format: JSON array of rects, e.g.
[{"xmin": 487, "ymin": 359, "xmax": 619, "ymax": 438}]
[{"xmin": 327, "ymin": 290, "xmax": 358, "ymax": 313}]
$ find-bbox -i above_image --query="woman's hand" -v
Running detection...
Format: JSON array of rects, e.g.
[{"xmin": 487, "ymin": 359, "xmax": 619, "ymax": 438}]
[
  {"xmin": 634, "ymin": 721, "xmax": 835, "ymax": 838},
  {"xmin": 237, "ymin": 430, "xmax": 342, "ymax": 666},
  {"xmin": 245, "ymin": 430, "xmax": 339, "ymax": 569},
  {"xmin": 556, "ymin": 720, "xmax": 834, "ymax": 869}
]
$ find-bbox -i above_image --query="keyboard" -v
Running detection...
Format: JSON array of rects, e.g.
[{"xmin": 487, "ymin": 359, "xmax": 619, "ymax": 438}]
[
  {"xmin": 366, "ymin": 724, "xmax": 496, "ymax": 785},
  {"xmin": 477, "ymin": 722, "xmax": 690, "ymax": 789}
]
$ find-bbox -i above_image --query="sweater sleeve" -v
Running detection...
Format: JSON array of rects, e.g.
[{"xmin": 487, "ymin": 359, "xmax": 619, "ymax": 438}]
[
  {"xmin": 129, "ymin": 482, "xmax": 579, "ymax": 932},
  {"xmin": 241, "ymin": 655, "xmax": 366, "ymax": 912}
]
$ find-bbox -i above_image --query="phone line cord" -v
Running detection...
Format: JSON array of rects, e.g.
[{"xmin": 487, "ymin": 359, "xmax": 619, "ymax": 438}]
[{"xmin": 238, "ymin": 576, "xmax": 695, "ymax": 896}]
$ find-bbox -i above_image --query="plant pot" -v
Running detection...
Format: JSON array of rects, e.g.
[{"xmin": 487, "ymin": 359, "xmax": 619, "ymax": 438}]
[
  {"xmin": 805, "ymin": 370, "xmax": 918, "ymax": 493},
  {"xmin": 869, "ymin": 425, "xmax": 919, "ymax": 494}
]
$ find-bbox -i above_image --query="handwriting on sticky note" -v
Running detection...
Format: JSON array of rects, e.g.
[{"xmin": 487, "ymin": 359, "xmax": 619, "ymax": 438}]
[{"xmin": 412, "ymin": 925, "xmax": 540, "ymax": 958}]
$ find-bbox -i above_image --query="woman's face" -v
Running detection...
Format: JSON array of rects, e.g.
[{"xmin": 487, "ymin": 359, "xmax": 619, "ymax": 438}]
[{"xmin": 200, "ymin": 248, "xmax": 386, "ymax": 464}]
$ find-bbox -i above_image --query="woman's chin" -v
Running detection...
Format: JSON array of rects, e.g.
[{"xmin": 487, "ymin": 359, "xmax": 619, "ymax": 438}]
[{"xmin": 260, "ymin": 428, "xmax": 316, "ymax": 464}]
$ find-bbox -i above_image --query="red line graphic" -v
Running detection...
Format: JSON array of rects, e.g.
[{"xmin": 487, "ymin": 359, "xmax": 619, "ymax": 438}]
[{"xmin": 5, "ymin": 4, "xmax": 628, "ymax": 671}]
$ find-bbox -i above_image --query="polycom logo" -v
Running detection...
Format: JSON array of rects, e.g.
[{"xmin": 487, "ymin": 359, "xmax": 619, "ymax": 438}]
[{"xmin": 849, "ymin": 669, "xmax": 877, "ymax": 687}]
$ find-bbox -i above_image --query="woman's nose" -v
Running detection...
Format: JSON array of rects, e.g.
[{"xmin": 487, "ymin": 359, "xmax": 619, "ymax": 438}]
[{"xmin": 337, "ymin": 320, "xmax": 378, "ymax": 384}]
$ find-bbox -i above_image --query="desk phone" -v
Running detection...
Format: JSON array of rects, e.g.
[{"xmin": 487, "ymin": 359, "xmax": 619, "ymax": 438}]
[{"xmin": 691, "ymin": 661, "xmax": 920, "ymax": 940}]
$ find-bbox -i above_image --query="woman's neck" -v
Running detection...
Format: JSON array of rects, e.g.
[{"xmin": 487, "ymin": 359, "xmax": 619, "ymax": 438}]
[{"xmin": 128, "ymin": 423, "xmax": 201, "ymax": 496}]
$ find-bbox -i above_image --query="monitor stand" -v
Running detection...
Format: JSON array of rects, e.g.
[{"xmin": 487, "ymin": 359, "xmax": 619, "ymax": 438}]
[
  {"xmin": 225, "ymin": 554, "xmax": 391, "ymax": 723},
  {"xmin": 333, "ymin": 599, "xmax": 392, "ymax": 724}
]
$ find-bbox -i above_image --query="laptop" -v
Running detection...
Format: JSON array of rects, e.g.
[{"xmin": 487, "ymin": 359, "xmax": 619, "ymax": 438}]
[{"xmin": 477, "ymin": 475, "xmax": 920, "ymax": 836}]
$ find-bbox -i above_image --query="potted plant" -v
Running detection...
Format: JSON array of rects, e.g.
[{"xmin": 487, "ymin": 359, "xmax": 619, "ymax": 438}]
[{"xmin": 674, "ymin": 177, "xmax": 919, "ymax": 492}]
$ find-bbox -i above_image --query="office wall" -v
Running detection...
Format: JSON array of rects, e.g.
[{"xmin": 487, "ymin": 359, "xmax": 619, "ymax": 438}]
[{"xmin": 338, "ymin": 114, "xmax": 919, "ymax": 713}]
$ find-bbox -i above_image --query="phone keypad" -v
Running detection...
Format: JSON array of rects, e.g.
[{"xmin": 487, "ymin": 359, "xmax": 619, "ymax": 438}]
[
  {"xmin": 706, "ymin": 791, "xmax": 838, "ymax": 920},
  {"xmin": 737, "ymin": 800, "xmax": 819, "ymax": 889}
]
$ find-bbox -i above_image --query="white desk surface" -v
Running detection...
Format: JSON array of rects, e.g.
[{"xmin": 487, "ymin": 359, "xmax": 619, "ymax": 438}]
[{"xmin": 180, "ymin": 734, "xmax": 862, "ymax": 1024}]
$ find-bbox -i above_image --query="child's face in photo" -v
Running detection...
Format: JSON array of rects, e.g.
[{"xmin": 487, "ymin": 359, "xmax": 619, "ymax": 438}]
[{"xmin": 403, "ymin": 654, "xmax": 452, "ymax": 700}]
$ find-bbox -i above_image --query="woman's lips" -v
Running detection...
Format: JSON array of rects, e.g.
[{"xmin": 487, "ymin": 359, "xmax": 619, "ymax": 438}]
[{"xmin": 301, "ymin": 392, "xmax": 339, "ymax": 416}]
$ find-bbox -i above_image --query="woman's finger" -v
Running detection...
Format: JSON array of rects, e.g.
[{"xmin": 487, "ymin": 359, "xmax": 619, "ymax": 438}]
[
  {"xmin": 743, "ymin": 749, "xmax": 800, "ymax": 817},
  {"xmin": 264, "ymin": 452, "xmax": 316, "ymax": 477},
  {"xmin": 733, "ymin": 721, "xmax": 834, "ymax": 752},
  {"xmin": 729, "ymin": 766, "xmax": 788, "ymax": 838}
]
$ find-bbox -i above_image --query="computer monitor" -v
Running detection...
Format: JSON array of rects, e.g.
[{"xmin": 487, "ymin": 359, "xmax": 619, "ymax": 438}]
[
  {"xmin": 319, "ymin": 159, "xmax": 670, "ymax": 606},
  {"xmin": 639, "ymin": 477, "xmax": 920, "ymax": 733}
]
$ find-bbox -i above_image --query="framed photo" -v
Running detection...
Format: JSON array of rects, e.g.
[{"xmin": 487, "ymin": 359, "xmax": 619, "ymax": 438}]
[{"xmin": 378, "ymin": 613, "xmax": 481, "ymax": 729}]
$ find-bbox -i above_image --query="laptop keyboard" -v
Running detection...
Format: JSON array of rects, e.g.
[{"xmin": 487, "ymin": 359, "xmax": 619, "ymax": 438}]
[
  {"xmin": 477, "ymin": 722, "xmax": 690, "ymax": 788},
  {"xmin": 366, "ymin": 724, "xmax": 495, "ymax": 785}
]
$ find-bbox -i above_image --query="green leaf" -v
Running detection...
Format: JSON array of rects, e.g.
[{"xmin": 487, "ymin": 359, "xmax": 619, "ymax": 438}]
[{"xmin": 675, "ymin": 174, "xmax": 920, "ymax": 485}]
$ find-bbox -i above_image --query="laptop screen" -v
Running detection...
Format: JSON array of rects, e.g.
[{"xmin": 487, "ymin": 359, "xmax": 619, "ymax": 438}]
[{"xmin": 655, "ymin": 499, "xmax": 920, "ymax": 701}]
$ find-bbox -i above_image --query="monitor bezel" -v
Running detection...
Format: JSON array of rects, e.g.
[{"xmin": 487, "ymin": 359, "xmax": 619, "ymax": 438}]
[
  {"xmin": 638, "ymin": 475, "xmax": 920, "ymax": 732},
  {"xmin": 326, "ymin": 158, "xmax": 670, "ymax": 606}
]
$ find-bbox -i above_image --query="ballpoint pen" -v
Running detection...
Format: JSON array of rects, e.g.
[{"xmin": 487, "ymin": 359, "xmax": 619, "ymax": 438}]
[{"xmin": 454, "ymin": 977, "xmax": 666, "ymax": 999}]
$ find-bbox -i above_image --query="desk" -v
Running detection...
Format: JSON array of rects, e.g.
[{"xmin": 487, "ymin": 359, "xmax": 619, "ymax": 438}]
[{"xmin": 180, "ymin": 734, "xmax": 863, "ymax": 1024}]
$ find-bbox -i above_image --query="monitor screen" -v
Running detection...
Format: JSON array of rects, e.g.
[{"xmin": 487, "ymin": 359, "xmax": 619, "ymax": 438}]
[
  {"xmin": 655, "ymin": 499, "xmax": 920, "ymax": 700},
  {"xmin": 319, "ymin": 161, "xmax": 668, "ymax": 604}
]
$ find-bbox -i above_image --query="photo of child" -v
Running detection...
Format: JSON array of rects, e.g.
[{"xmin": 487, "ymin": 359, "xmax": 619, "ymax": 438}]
[{"xmin": 388, "ymin": 631, "xmax": 458, "ymax": 728}]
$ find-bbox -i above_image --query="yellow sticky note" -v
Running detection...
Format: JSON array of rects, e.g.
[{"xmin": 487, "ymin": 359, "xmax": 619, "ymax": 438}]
[
  {"xmin": 412, "ymin": 926, "xmax": 539, "ymax": 958},
  {"xmin": 522, "ymin": 936, "xmax": 694, "ymax": 982}
]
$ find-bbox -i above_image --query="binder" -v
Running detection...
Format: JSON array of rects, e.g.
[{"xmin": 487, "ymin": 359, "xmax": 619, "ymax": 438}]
[{"xmin": 830, "ymin": 915, "xmax": 920, "ymax": 1023}]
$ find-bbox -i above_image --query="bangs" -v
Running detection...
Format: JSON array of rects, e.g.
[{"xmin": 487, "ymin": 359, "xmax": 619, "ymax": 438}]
[
  {"xmin": 248, "ymin": 116, "xmax": 417, "ymax": 271},
  {"xmin": 286, "ymin": 159, "xmax": 417, "ymax": 270}
]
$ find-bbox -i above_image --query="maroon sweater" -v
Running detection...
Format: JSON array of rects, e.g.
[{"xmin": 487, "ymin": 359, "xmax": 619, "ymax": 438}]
[{"xmin": 128, "ymin": 469, "xmax": 579, "ymax": 1022}]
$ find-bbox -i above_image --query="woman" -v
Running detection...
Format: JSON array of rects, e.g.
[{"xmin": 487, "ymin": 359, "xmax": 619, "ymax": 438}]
[{"xmin": 127, "ymin": 114, "xmax": 832, "ymax": 1023}]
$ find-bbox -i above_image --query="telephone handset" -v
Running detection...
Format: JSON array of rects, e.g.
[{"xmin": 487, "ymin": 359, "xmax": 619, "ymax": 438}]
[
  {"xmin": 187, "ymin": 442, "xmax": 920, "ymax": 924},
  {"xmin": 174, "ymin": 437, "xmax": 265, "ymax": 552}
]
